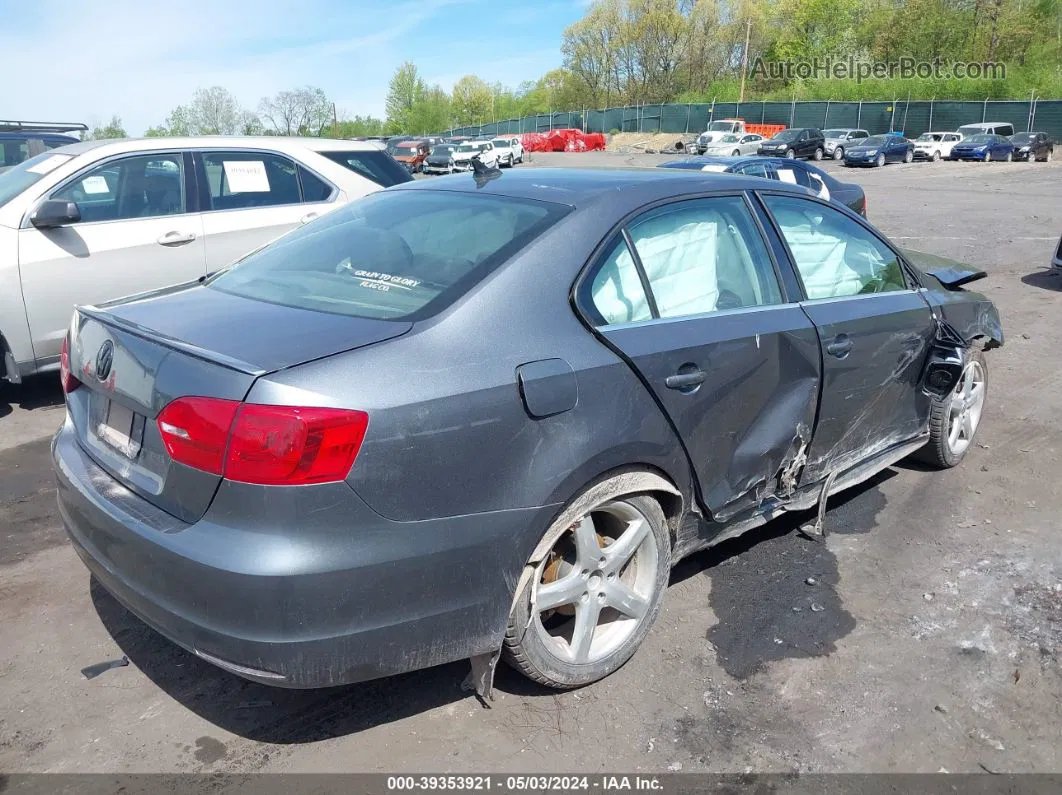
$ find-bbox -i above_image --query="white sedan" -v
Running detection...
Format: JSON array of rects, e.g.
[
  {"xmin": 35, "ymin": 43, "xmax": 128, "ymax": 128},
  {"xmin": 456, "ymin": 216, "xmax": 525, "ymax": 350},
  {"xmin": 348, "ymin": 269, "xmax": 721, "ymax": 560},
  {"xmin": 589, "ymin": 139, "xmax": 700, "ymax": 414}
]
[
  {"xmin": 0, "ymin": 136, "xmax": 410, "ymax": 383},
  {"xmin": 490, "ymin": 137, "xmax": 524, "ymax": 167},
  {"xmin": 700, "ymin": 133, "xmax": 763, "ymax": 156}
]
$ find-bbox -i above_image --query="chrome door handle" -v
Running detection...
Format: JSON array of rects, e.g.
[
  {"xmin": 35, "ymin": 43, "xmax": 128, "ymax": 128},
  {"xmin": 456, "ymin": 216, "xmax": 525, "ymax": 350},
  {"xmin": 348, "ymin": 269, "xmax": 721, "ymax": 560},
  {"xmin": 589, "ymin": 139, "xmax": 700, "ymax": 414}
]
[
  {"xmin": 665, "ymin": 370, "xmax": 707, "ymax": 390},
  {"xmin": 300, "ymin": 212, "xmax": 320, "ymax": 225},
  {"xmin": 157, "ymin": 231, "xmax": 197, "ymax": 246}
]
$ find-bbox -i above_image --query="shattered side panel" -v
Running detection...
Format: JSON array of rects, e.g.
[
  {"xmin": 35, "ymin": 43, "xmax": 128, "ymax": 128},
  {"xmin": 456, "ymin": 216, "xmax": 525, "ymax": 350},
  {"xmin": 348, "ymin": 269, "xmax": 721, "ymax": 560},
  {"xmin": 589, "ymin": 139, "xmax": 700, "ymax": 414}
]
[
  {"xmin": 921, "ymin": 286, "xmax": 1004, "ymax": 348},
  {"xmin": 601, "ymin": 305, "xmax": 821, "ymax": 522},
  {"xmin": 798, "ymin": 291, "xmax": 936, "ymax": 485}
]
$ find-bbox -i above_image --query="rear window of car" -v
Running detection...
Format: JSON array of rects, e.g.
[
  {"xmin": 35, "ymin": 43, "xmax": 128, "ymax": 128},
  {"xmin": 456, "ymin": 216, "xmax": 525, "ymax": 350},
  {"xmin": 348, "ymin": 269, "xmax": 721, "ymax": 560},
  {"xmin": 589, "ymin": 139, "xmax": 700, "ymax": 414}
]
[
  {"xmin": 205, "ymin": 190, "xmax": 570, "ymax": 321},
  {"xmin": 318, "ymin": 150, "xmax": 413, "ymax": 187}
]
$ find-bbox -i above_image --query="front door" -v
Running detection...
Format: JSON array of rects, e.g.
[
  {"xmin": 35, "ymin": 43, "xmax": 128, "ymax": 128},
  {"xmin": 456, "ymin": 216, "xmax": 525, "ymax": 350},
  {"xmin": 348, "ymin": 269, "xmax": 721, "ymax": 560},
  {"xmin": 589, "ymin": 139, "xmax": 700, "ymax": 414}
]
[
  {"xmin": 578, "ymin": 194, "xmax": 821, "ymax": 521},
  {"xmin": 761, "ymin": 194, "xmax": 936, "ymax": 484},
  {"xmin": 18, "ymin": 151, "xmax": 205, "ymax": 364}
]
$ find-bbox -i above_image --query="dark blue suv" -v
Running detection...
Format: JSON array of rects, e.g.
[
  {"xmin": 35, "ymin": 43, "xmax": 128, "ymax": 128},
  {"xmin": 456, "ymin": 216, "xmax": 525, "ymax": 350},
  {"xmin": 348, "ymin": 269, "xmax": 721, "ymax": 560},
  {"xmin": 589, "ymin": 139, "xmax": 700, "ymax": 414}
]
[{"xmin": 0, "ymin": 121, "xmax": 86, "ymax": 172}]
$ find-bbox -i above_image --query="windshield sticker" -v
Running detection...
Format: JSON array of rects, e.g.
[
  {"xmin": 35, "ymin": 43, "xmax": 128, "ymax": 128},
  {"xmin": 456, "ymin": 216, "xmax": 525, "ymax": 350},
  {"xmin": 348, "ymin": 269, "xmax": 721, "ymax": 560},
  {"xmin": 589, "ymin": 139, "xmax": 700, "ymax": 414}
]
[
  {"xmin": 776, "ymin": 169, "xmax": 798, "ymax": 184},
  {"xmin": 353, "ymin": 270, "xmax": 421, "ymax": 292},
  {"xmin": 26, "ymin": 154, "xmax": 68, "ymax": 175},
  {"xmin": 81, "ymin": 175, "xmax": 110, "ymax": 194},
  {"xmin": 223, "ymin": 160, "xmax": 270, "ymax": 193}
]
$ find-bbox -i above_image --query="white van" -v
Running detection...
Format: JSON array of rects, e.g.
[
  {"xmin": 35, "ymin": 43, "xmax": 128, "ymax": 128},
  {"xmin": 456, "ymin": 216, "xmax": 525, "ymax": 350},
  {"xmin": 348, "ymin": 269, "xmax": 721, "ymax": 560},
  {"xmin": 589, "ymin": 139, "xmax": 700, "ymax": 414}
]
[{"xmin": 956, "ymin": 122, "xmax": 1015, "ymax": 138}]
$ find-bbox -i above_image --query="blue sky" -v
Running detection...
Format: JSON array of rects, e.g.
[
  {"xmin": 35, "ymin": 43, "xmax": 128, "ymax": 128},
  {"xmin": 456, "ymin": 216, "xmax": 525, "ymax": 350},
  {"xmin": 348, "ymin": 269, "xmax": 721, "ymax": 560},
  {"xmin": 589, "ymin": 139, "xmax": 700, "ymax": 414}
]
[{"xmin": 1, "ymin": 0, "xmax": 587, "ymax": 135}]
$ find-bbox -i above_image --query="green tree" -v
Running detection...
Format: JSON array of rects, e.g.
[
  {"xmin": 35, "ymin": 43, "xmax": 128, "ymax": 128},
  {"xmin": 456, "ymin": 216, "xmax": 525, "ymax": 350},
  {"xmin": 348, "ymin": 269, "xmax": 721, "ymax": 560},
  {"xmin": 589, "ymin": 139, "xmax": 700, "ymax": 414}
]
[
  {"xmin": 87, "ymin": 115, "xmax": 127, "ymax": 140},
  {"xmin": 451, "ymin": 75, "xmax": 492, "ymax": 126},
  {"xmin": 385, "ymin": 61, "xmax": 427, "ymax": 131}
]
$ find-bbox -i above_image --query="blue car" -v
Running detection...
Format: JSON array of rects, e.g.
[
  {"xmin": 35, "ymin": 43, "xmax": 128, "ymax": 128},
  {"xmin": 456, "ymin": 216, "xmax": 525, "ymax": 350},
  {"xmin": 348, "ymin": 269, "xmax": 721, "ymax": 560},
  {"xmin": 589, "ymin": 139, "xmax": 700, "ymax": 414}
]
[
  {"xmin": 843, "ymin": 134, "xmax": 914, "ymax": 167},
  {"xmin": 949, "ymin": 134, "xmax": 1015, "ymax": 162},
  {"xmin": 657, "ymin": 155, "xmax": 867, "ymax": 215},
  {"xmin": 0, "ymin": 120, "xmax": 86, "ymax": 172}
]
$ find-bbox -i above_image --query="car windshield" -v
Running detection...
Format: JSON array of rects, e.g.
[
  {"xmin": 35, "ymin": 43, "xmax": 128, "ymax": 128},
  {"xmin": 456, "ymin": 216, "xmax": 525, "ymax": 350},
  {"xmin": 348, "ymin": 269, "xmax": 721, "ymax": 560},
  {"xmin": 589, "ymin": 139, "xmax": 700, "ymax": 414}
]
[
  {"xmin": 492, "ymin": 139, "xmax": 509, "ymax": 147},
  {"xmin": 385, "ymin": 141, "xmax": 410, "ymax": 154},
  {"xmin": 967, "ymin": 134, "xmax": 993, "ymax": 143},
  {"xmin": 772, "ymin": 130, "xmax": 800, "ymax": 142},
  {"xmin": 1011, "ymin": 133, "xmax": 1035, "ymax": 143},
  {"xmin": 206, "ymin": 191, "xmax": 569, "ymax": 321},
  {"xmin": 917, "ymin": 133, "xmax": 942, "ymax": 141},
  {"xmin": 454, "ymin": 144, "xmax": 478, "ymax": 153},
  {"xmin": 430, "ymin": 145, "xmax": 453, "ymax": 156},
  {"xmin": 319, "ymin": 150, "xmax": 413, "ymax": 187},
  {"xmin": 862, "ymin": 136, "xmax": 887, "ymax": 147},
  {"xmin": 823, "ymin": 130, "xmax": 846, "ymax": 138},
  {"xmin": 0, "ymin": 151, "xmax": 73, "ymax": 209},
  {"xmin": 707, "ymin": 121, "xmax": 735, "ymax": 131},
  {"xmin": 715, "ymin": 135, "xmax": 740, "ymax": 143}
]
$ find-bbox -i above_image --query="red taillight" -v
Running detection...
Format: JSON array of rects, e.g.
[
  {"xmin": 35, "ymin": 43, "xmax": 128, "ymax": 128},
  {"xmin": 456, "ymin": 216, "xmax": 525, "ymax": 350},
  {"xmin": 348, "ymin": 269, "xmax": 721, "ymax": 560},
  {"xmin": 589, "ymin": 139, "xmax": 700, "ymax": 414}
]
[
  {"xmin": 60, "ymin": 337, "xmax": 80, "ymax": 393},
  {"xmin": 157, "ymin": 397, "xmax": 240, "ymax": 475},
  {"xmin": 156, "ymin": 397, "xmax": 368, "ymax": 485}
]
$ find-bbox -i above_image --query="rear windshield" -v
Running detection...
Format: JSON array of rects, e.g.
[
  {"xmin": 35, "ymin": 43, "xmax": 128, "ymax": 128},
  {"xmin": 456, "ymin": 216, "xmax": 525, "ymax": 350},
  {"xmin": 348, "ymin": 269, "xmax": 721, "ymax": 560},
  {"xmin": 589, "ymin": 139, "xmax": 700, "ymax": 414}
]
[
  {"xmin": 0, "ymin": 151, "xmax": 73, "ymax": 209},
  {"xmin": 206, "ymin": 190, "xmax": 569, "ymax": 321},
  {"xmin": 318, "ymin": 150, "xmax": 412, "ymax": 187}
]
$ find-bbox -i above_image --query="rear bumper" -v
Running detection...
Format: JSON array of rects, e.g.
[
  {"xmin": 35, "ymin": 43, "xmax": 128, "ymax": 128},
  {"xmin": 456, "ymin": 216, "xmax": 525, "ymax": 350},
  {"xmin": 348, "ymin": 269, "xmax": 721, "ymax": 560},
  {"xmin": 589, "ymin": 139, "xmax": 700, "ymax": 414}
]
[{"xmin": 54, "ymin": 419, "xmax": 550, "ymax": 688}]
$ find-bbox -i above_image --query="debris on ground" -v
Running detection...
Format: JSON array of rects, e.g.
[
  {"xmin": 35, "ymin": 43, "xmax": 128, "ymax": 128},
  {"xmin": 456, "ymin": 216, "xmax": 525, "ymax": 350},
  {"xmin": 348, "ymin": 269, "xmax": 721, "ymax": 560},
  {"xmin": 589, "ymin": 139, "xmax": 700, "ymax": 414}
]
[
  {"xmin": 810, "ymin": 603, "xmax": 825, "ymax": 613},
  {"xmin": 80, "ymin": 655, "xmax": 129, "ymax": 680},
  {"xmin": 805, "ymin": 577, "xmax": 818, "ymax": 586}
]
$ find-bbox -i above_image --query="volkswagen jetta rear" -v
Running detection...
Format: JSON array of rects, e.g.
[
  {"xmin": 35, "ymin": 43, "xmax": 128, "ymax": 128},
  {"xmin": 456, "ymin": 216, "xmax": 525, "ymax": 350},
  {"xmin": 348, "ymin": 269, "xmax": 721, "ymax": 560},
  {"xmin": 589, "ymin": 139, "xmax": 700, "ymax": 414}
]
[{"xmin": 53, "ymin": 186, "xmax": 572, "ymax": 687}]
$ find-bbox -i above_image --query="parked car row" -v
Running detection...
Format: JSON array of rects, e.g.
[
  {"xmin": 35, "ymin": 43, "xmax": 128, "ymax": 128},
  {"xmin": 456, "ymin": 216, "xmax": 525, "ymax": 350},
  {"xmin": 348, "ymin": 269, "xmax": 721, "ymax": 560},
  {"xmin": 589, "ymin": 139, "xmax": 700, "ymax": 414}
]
[
  {"xmin": 384, "ymin": 134, "xmax": 524, "ymax": 175},
  {"xmin": 690, "ymin": 120, "xmax": 1056, "ymax": 167}
]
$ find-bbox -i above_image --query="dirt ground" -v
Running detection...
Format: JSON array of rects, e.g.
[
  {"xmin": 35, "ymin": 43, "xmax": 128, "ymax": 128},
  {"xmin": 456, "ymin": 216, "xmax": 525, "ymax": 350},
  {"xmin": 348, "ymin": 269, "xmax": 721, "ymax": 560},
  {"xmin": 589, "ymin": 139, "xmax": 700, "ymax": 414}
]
[{"xmin": 1, "ymin": 153, "xmax": 1061, "ymax": 775}]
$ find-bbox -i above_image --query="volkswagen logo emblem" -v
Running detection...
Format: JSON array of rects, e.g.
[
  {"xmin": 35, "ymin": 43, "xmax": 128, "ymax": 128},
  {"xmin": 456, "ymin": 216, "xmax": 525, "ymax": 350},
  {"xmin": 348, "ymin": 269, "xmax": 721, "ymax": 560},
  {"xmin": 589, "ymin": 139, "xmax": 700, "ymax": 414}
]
[{"xmin": 95, "ymin": 340, "xmax": 115, "ymax": 382}]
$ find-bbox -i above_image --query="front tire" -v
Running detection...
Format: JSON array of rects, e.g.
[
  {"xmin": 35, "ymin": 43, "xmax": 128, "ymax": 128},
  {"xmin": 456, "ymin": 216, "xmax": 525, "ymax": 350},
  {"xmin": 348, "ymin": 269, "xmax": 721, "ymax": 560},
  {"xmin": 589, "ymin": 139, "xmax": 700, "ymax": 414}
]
[
  {"xmin": 1005, "ymin": 151, "xmax": 1013, "ymax": 162},
  {"xmin": 914, "ymin": 349, "xmax": 987, "ymax": 469},
  {"xmin": 732, "ymin": 149, "xmax": 741, "ymax": 156},
  {"xmin": 785, "ymin": 148, "xmax": 795, "ymax": 159},
  {"xmin": 875, "ymin": 153, "xmax": 886, "ymax": 167},
  {"xmin": 932, "ymin": 150, "xmax": 941, "ymax": 161},
  {"xmin": 503, "ymin": 493, "xmax": 671, "ymax": 689},
  {"xmin": 985, "ymin": 151, "xmax": 992, "ymax": 162}
]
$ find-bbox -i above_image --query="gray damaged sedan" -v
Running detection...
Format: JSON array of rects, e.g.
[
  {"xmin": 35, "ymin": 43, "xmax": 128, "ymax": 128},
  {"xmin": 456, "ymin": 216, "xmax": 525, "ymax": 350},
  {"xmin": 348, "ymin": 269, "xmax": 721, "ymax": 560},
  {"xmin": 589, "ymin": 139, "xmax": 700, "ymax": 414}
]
[{"xmin": 53, "ymin": 168, "xmax": 1003, "ymax": 694}]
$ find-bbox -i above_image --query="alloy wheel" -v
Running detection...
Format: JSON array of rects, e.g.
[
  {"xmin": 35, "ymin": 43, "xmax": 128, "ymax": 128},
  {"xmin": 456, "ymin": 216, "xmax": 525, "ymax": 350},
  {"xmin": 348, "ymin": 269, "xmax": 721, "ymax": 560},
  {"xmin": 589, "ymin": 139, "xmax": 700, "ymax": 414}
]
[
  {"xmin": 531, "ymin": 500, "xmax": 659, "ymax": 665},
  {"xmin": 947, "ymin": 361, "xmax": 986, "ymax": 457}
]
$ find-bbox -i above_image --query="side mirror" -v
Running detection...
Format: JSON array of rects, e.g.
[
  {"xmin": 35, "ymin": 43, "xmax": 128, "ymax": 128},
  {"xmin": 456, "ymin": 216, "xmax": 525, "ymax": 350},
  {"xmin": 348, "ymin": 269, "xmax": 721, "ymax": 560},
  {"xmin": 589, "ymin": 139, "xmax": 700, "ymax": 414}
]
[{"xmin": 31, "ymin": 199, "xmax": 81, "ymax": 229}]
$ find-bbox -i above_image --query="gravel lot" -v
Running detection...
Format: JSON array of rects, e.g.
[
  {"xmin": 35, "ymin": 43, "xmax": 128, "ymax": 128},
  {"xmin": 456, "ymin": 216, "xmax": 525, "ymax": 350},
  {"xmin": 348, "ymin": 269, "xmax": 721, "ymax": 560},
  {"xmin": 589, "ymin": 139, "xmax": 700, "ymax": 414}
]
[{"xmin": 2, "ymin": 152, "xmax": 1061, "ymax": 775}]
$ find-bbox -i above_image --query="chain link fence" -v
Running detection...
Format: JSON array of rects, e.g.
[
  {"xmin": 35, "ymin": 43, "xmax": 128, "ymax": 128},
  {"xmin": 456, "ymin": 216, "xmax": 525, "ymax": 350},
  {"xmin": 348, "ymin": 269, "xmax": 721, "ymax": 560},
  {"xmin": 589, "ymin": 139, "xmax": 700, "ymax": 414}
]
[{"xmin": 443, "ymin": 98, "xmax": 1061, "ymax": 141}]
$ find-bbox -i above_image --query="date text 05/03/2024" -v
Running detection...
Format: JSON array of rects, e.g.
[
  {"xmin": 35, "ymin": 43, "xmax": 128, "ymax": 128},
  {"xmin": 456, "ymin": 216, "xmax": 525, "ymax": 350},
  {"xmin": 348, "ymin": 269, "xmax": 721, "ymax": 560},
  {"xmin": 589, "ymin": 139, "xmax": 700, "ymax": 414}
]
[{"xmin": 386, "ymin": 775, "xmax": 665, "ymax": 791}]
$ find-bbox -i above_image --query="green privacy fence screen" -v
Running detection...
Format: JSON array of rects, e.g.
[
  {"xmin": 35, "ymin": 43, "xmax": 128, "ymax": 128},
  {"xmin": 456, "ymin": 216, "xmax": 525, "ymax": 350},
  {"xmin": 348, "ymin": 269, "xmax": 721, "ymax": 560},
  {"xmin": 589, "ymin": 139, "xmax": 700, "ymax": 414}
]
[{"xmin": 443, "ymin": 99, "xmax": 1062, "ymax": 141}]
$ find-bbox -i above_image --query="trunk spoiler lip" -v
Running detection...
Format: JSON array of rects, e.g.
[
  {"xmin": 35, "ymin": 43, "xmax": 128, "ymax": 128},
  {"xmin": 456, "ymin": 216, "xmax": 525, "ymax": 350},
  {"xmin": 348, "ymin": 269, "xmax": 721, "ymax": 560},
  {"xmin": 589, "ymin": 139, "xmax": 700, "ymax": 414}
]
[{"xmin": 76, "ymin": 304, "xmax": 268, "ymax": 377}]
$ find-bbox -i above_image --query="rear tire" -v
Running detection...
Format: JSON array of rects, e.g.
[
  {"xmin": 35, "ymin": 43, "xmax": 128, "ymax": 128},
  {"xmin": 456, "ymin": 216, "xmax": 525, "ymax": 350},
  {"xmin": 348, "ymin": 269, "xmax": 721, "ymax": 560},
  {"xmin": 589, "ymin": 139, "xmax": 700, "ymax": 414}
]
[
  {"xmin": 732, "ymin": 149, "xmax": 741, "ymax": 156},
  {"xmin": 813, "ymin": 147, "xmax": 823, "ymax": 161},
  {"xmin": 913, "ymin": 348, "xmax": 987, "ymax": 469},
  {"xmin": 985, "ymin": 151, "xmax": 992, "ymax": 162},
  {"xmin": 503, "ymin": 493, "xmax": 671, "ymax": 689},
  {"xmin": 904, "ymin": 149, "xmax": 914, "ymax": 163},
  {"xmin": 1005, "ymin": 151, "xmax": 1013, "ymax": 162},
  {"xmin": 932, "ymin": 150, "xmax": 941, "ymax": 161}
]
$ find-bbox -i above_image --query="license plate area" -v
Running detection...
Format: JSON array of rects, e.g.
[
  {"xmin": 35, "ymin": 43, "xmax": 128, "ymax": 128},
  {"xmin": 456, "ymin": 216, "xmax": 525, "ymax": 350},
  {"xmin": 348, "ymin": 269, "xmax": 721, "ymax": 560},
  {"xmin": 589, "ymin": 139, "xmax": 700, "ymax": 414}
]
[{"xmin": 92, "ymin": 395, "xmax": 145, "ymax": 459}]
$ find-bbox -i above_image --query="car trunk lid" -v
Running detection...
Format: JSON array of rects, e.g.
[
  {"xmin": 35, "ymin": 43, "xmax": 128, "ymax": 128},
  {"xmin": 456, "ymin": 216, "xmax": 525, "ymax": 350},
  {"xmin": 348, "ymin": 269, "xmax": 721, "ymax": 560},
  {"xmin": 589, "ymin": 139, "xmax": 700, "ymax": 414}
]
[{"xmin": 67, "ymin": 286, "xmax": 411, "ymax": 522}]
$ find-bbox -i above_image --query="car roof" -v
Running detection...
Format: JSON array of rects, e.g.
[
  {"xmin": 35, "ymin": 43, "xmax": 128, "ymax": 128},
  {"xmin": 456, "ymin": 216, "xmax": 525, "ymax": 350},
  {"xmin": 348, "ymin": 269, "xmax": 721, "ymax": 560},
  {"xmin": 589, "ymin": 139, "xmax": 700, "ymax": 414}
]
[
  {"xmin": 47, "ymin": 136, "xmax": 387, "ymax": 158},
  {"xmin": 0, "ymin": 131, "xmax": 79, "ymax": 141},
  {"xmin": 390, "ymin": 166, "xmax": 809, "ymax": 207}
]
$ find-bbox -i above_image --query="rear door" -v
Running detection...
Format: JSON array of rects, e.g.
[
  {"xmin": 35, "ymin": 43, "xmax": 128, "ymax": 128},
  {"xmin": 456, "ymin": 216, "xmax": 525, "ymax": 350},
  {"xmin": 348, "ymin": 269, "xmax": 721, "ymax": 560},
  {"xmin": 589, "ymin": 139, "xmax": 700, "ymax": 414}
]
[
  {"xmin": 195, "ymin": 149, "xmax": 337, "ymax": 271},
  {"xmin": 578, "ymin": 193, "xmax": 821, "ymax": 521},
  {"xmin": 18, "ymin": 150, "xmax": 205, "ymax": 364},
  {"xmin": 760, "ymin": 193, "xmax": 936, "ymax": 484}
]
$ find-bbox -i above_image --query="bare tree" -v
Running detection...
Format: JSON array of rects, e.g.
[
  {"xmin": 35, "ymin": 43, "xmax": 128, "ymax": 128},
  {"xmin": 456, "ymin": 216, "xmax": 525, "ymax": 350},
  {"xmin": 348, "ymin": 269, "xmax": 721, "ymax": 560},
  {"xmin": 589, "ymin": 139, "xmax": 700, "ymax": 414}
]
[{"xmin": 258, "ymin": 87, "xmax": 333, "ymax": 136}]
